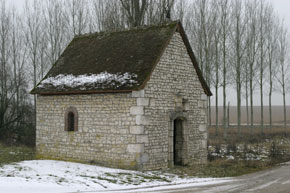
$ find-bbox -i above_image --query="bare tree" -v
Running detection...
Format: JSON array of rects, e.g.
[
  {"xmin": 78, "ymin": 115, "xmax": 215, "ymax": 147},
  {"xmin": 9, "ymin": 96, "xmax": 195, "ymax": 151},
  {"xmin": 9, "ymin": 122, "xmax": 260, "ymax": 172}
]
[
  {"xmin": 275, "ymin": 22, "xmax": 290, "ymax": 129},
  {"xmin": 210, "ymin": 0, "xmax": 222, "ymax": 135},
  {"xmin": 91, "ymin": 0, "xmax": 126, "ymax": 31},
  {"xmin": 264, "ymin": 7, "xmax": 278, "ymax": 131},
  {"xmin": 257, "ymin": 0, "xmax": 268, "ymax": 133},
  {"xmin": 91, "ymin": 0, "xmax": 108, "ymax": 31},
  {"xmin": 172, "ymin": 0, "xmax": 188, "ymax": 23},
  {"xmin": 191, "ymin": 0, "xmax": 216, "ymax": 127},
  {"xmin": 0, "ymin": 0, "xmax": 11, "ymax": 135},
  {"xmin": 0, "ymin": 1, "xmax": 29, "ymax": 140},
  {"xmin": 120, "ymin": 0, "xmax": 148, "ymax": 27},
  {"xmin": 218, "ymin": 0, "xmax": 230, "ymax": 138},
  {"xmin": 244, "ymin": 0, "xmax": 259, "ymax": 134},
  {"xmin": 145, "ymin": 0, "xmax": 175, "ymax": 25},
  {"xmin": 44, "ymin": 0, "xmax": 67, "ymax": 65},
  {"xmin": 230, "ymin": 0, "xmax": 247, "ymax": 136},
  {"xmin": 23, "ymin": 0, "xmax": 44, "ymax": 119},
  {"xmin": 64, "ymin": 0, "xmax": 89, "ymax": 36}
]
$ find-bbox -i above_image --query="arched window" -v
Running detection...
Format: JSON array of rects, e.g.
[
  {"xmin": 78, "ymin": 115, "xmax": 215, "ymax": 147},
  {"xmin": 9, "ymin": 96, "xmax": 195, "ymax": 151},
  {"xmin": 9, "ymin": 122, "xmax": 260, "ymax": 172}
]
[
  {"xmin": 65, "ymin": 107, "xmax": 78, "ymax": 131},
  {"xmin": 68, "ymin": 112, "xmax": 75, "ymax": 131}
]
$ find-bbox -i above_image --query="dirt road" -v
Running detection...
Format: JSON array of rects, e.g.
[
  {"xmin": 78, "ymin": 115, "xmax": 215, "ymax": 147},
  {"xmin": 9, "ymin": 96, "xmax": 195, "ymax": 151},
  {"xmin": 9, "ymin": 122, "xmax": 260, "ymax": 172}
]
[{"xmin": 148, "ymin": 162, "xmax": 290, "ymax": 193}]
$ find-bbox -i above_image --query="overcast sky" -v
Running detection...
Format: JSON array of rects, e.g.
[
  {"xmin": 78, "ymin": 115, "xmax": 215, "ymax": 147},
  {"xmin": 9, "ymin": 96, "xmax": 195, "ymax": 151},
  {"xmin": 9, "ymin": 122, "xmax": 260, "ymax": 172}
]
[
  {"xmin": 267, "ymin": 0, "xmax": 290, "ymax": 28},
  {"xmin": 7, "ymin": 0, "xmax": 290, "ymax": 106}
]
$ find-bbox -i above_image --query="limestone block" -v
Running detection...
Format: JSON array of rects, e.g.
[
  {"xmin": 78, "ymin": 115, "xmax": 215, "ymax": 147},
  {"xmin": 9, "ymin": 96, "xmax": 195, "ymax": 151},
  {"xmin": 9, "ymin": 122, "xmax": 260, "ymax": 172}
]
[
  {"xmin": 140, "ymin": 153, "xmax": 149, "ymax": 163},
  {"xmin": 136, "ymin": 115, "xmax": 150, "ymax": 125},
  {"xmin": 198, "ymin": 124, "xmax": 207, "ymax": 132},
  {"xmin": 137, "ymin": 98, "xmax": 150, "ymax": 106},
  {"xmin": 129, "ymin": 126, "xmax": 144, "ymax": 134},
  {"xmin": 132, "ymin": 90, "xmax": 145, "ymax": 98},
  {"xmin": 136, "ymin": 135, "xmax": 149, "ymax": 143},
  {"xmin": 127, "ymin": 144, "xmax": 144, "ymax": 153},
  {"xmin": 203, "ymin": 132, "xmax": 208, "ymax": 140},
  {"xmin": 202, "ymin": 140, "xmax": 207, "ymax": 149},
  {"xmin": 201, "ymin": 94, "xmax": 207, "ymax": 100},
  {"xmin": 200, "ymin": 109, "xmax": 206, "ymax": 116},
  {"xmin": 150, "ymin": 98, "xmax": 156, "ymax": 106},
  {"xmin": 130, "ymin": 106, "xmax": 144, "ymax": 115},
  {"xmin": 203, "ymin": 100, "xmax": 208, "ymax": 107},
  {"xmin": 198, "ymin": 100, "xmax": 204, "ymax": 108}
]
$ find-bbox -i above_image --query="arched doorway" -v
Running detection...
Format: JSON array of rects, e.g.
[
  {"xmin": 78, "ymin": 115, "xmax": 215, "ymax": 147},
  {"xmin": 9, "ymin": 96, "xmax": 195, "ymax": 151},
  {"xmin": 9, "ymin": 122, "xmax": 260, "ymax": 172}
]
[
  {"xmin": 169, "ymin": 112, "xmax": 188, "ymax": 167},
  {"xmin": 174, "ymin": 119, "xmax": 183, "ymax": 165}
]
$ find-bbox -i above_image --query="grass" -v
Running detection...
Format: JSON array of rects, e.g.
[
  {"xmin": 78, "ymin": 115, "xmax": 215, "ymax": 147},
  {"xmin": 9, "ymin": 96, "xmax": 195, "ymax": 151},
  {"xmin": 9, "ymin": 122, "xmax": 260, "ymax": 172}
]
[
  {"xmin": 0, "ymin": 143, "xmax": 35, "ymax": 166},
  {"xmin": 184, "ymin": 125, "xmax": 290, "ymax": 178},
  {"xmin": 169, "ymin": 160, "xmax": 270, "ymax": 178},
  {"xmin": 135, "ymin": 174, "xmax": 171, "ymax": 182}
]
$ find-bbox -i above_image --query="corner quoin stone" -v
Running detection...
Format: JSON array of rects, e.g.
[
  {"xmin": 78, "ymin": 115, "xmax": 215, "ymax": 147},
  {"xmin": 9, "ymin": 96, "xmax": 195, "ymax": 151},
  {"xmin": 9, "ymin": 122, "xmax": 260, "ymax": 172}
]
[
  {"xmin": 130, "ymin": 106, "xmax": 144, "ymax": 115},
  {"xmin": 201, "ymin": 94, "xmax": 207, "ymax": 100},
  {"xmin": 139, "ymin": 153, "xmax": 149, "ymax": 163},
  {"xmin": 132, "ymin": 90, "xmax": 145, "ymax": 98},
  {"xmin": 202, "ymin": 140, "xmax": 207, "ymax": 149},
  {"xmin": 198, "ymin": 124, "xmax": 207, "ymax": 132},
  {"xmin": 136, "ymin": 115, "xmax": 150, "ymax": 125},
  {"xmin": 130, "ymin": 126, "xmax": 144, "ymax": 134}
]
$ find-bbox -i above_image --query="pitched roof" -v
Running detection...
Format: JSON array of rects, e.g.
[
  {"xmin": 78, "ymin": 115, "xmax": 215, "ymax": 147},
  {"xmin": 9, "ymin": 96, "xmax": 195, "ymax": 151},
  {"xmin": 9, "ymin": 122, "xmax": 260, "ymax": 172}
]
[{"xmin": 31, "ymin": 21, "xmax": 212, "ymax": 96}]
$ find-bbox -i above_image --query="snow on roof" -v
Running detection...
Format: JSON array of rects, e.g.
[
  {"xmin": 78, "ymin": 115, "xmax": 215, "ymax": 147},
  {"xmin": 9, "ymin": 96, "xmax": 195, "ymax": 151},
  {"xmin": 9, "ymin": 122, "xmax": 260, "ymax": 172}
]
[
  {"xmin": 30, "ymin": 21, "xmax": 212, "ymax": 95},
  {"xmin": 38, "ymin": 72, "xmax": 138, "ymax": 90}
]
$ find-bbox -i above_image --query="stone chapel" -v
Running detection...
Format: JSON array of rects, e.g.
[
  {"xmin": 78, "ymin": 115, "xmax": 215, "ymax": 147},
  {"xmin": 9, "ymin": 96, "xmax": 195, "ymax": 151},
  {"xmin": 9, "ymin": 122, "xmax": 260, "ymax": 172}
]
[{"xmin": 31, "ymin": 21, "xmax": 212, "ymax": 170}]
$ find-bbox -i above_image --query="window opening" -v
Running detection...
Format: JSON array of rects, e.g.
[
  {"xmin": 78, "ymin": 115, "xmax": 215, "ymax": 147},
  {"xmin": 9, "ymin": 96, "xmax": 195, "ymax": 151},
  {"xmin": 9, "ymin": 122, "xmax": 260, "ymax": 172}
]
[{"xmin": 68, "ymin": 112, "xmax": 75, "ymax": 131}]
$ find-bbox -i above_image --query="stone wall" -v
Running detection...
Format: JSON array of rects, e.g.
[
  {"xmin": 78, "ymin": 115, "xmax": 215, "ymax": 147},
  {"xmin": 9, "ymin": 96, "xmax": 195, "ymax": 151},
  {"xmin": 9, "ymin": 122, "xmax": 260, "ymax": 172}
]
[
  {"xmin": 36, "ymin": 93, "xmax": 140, "ymax": 169},
  {"xmin": 139, "ymin": 32, "xmax": 208, "ymax": 170}
]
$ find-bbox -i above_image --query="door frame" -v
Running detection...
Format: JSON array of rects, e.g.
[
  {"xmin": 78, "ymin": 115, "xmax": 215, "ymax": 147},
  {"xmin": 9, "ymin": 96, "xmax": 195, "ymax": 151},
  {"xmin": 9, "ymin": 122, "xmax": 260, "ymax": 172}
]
[{"xmin": 168, "ymin": 112, "xmax": 188, "ymax": 167}]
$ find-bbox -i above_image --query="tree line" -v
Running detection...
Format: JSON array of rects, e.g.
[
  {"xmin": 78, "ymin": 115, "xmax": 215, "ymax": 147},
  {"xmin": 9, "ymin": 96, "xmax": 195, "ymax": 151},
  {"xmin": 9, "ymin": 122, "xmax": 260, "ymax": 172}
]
[
  {"xmin": 0, "ymin": 0, "xmax": 289, "ymax": 144},
  {"xmin": 182, "ymin": 0, "xmax": 290, "ymax": 136}
]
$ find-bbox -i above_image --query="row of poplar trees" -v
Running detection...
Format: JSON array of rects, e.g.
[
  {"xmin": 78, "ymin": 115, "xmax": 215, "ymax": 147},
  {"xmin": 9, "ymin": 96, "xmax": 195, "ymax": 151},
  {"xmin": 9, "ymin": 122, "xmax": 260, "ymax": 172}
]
[
  {"xmin": 183, "ymin": 0, "xmax": 290, "ymax": 136},
  {"xmin": 0, "ymin": 0, "xmax": 289, "ymax": 144}
]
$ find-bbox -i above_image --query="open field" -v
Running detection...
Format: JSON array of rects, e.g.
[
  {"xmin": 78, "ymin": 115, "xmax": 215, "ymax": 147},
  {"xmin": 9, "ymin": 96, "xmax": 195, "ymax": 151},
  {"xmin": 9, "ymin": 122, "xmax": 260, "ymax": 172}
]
[
  {"xmin": 210, "ymin": 106, "xmax": 290, "ymax": 125},
  {"xmin": 208, "ymin": 125, "xmax": 290, "ymax": 139}
]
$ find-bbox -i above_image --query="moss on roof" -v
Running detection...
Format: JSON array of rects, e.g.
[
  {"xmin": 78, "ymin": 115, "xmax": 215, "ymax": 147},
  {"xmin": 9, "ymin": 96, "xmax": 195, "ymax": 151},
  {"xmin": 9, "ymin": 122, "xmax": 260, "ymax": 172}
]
[{"xmin": 31, "ymin": 21, "xmax": 212, "ymax": 96}]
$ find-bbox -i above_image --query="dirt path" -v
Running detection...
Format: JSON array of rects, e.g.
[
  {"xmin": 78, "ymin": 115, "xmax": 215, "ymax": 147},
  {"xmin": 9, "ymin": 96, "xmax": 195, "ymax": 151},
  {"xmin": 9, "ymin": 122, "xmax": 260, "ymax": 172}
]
[{"xmin": 147, "ymin": 162, "xmax": 290, "ymax": 193}]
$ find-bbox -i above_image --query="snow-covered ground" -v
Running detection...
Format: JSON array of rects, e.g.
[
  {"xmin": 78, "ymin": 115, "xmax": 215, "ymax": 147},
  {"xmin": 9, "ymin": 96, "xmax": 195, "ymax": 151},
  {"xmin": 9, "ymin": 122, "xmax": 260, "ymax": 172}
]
[{"xmin": 0, "ymin": 160, "xmax": 230, "ymax": 193}]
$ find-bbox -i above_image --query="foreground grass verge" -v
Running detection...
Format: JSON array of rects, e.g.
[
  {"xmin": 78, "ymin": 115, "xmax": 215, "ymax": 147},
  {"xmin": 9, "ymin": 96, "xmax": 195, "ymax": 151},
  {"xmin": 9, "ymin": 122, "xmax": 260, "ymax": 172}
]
[
  {"xmin": 169, "ymin": 159, "xmax": 271, "ymax": 178},
  {"xmin": 0, "ymin": 143, "xmax": 35, "ymax": 166}
]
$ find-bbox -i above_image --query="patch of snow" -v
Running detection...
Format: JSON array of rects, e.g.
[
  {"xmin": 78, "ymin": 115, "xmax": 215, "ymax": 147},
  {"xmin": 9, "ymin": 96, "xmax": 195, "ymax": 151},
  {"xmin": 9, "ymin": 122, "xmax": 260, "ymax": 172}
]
[
  {"xmin": 226, "ymin": 155, "xmax": 235, "ymax": 160},
  {"xmin": 38, "ymin": 72, "xmax": 138, "ymax": 89},
  {"xmin": 0, "ymin": 160, "xmax": 230, "ymax": 193}
]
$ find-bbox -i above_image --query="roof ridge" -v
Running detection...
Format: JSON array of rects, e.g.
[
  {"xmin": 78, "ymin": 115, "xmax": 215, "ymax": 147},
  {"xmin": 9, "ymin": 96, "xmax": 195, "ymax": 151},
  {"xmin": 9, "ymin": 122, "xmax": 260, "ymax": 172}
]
[{"xmin": 74, "ymin": 20, "xmax": 179, "ymax": 39}]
